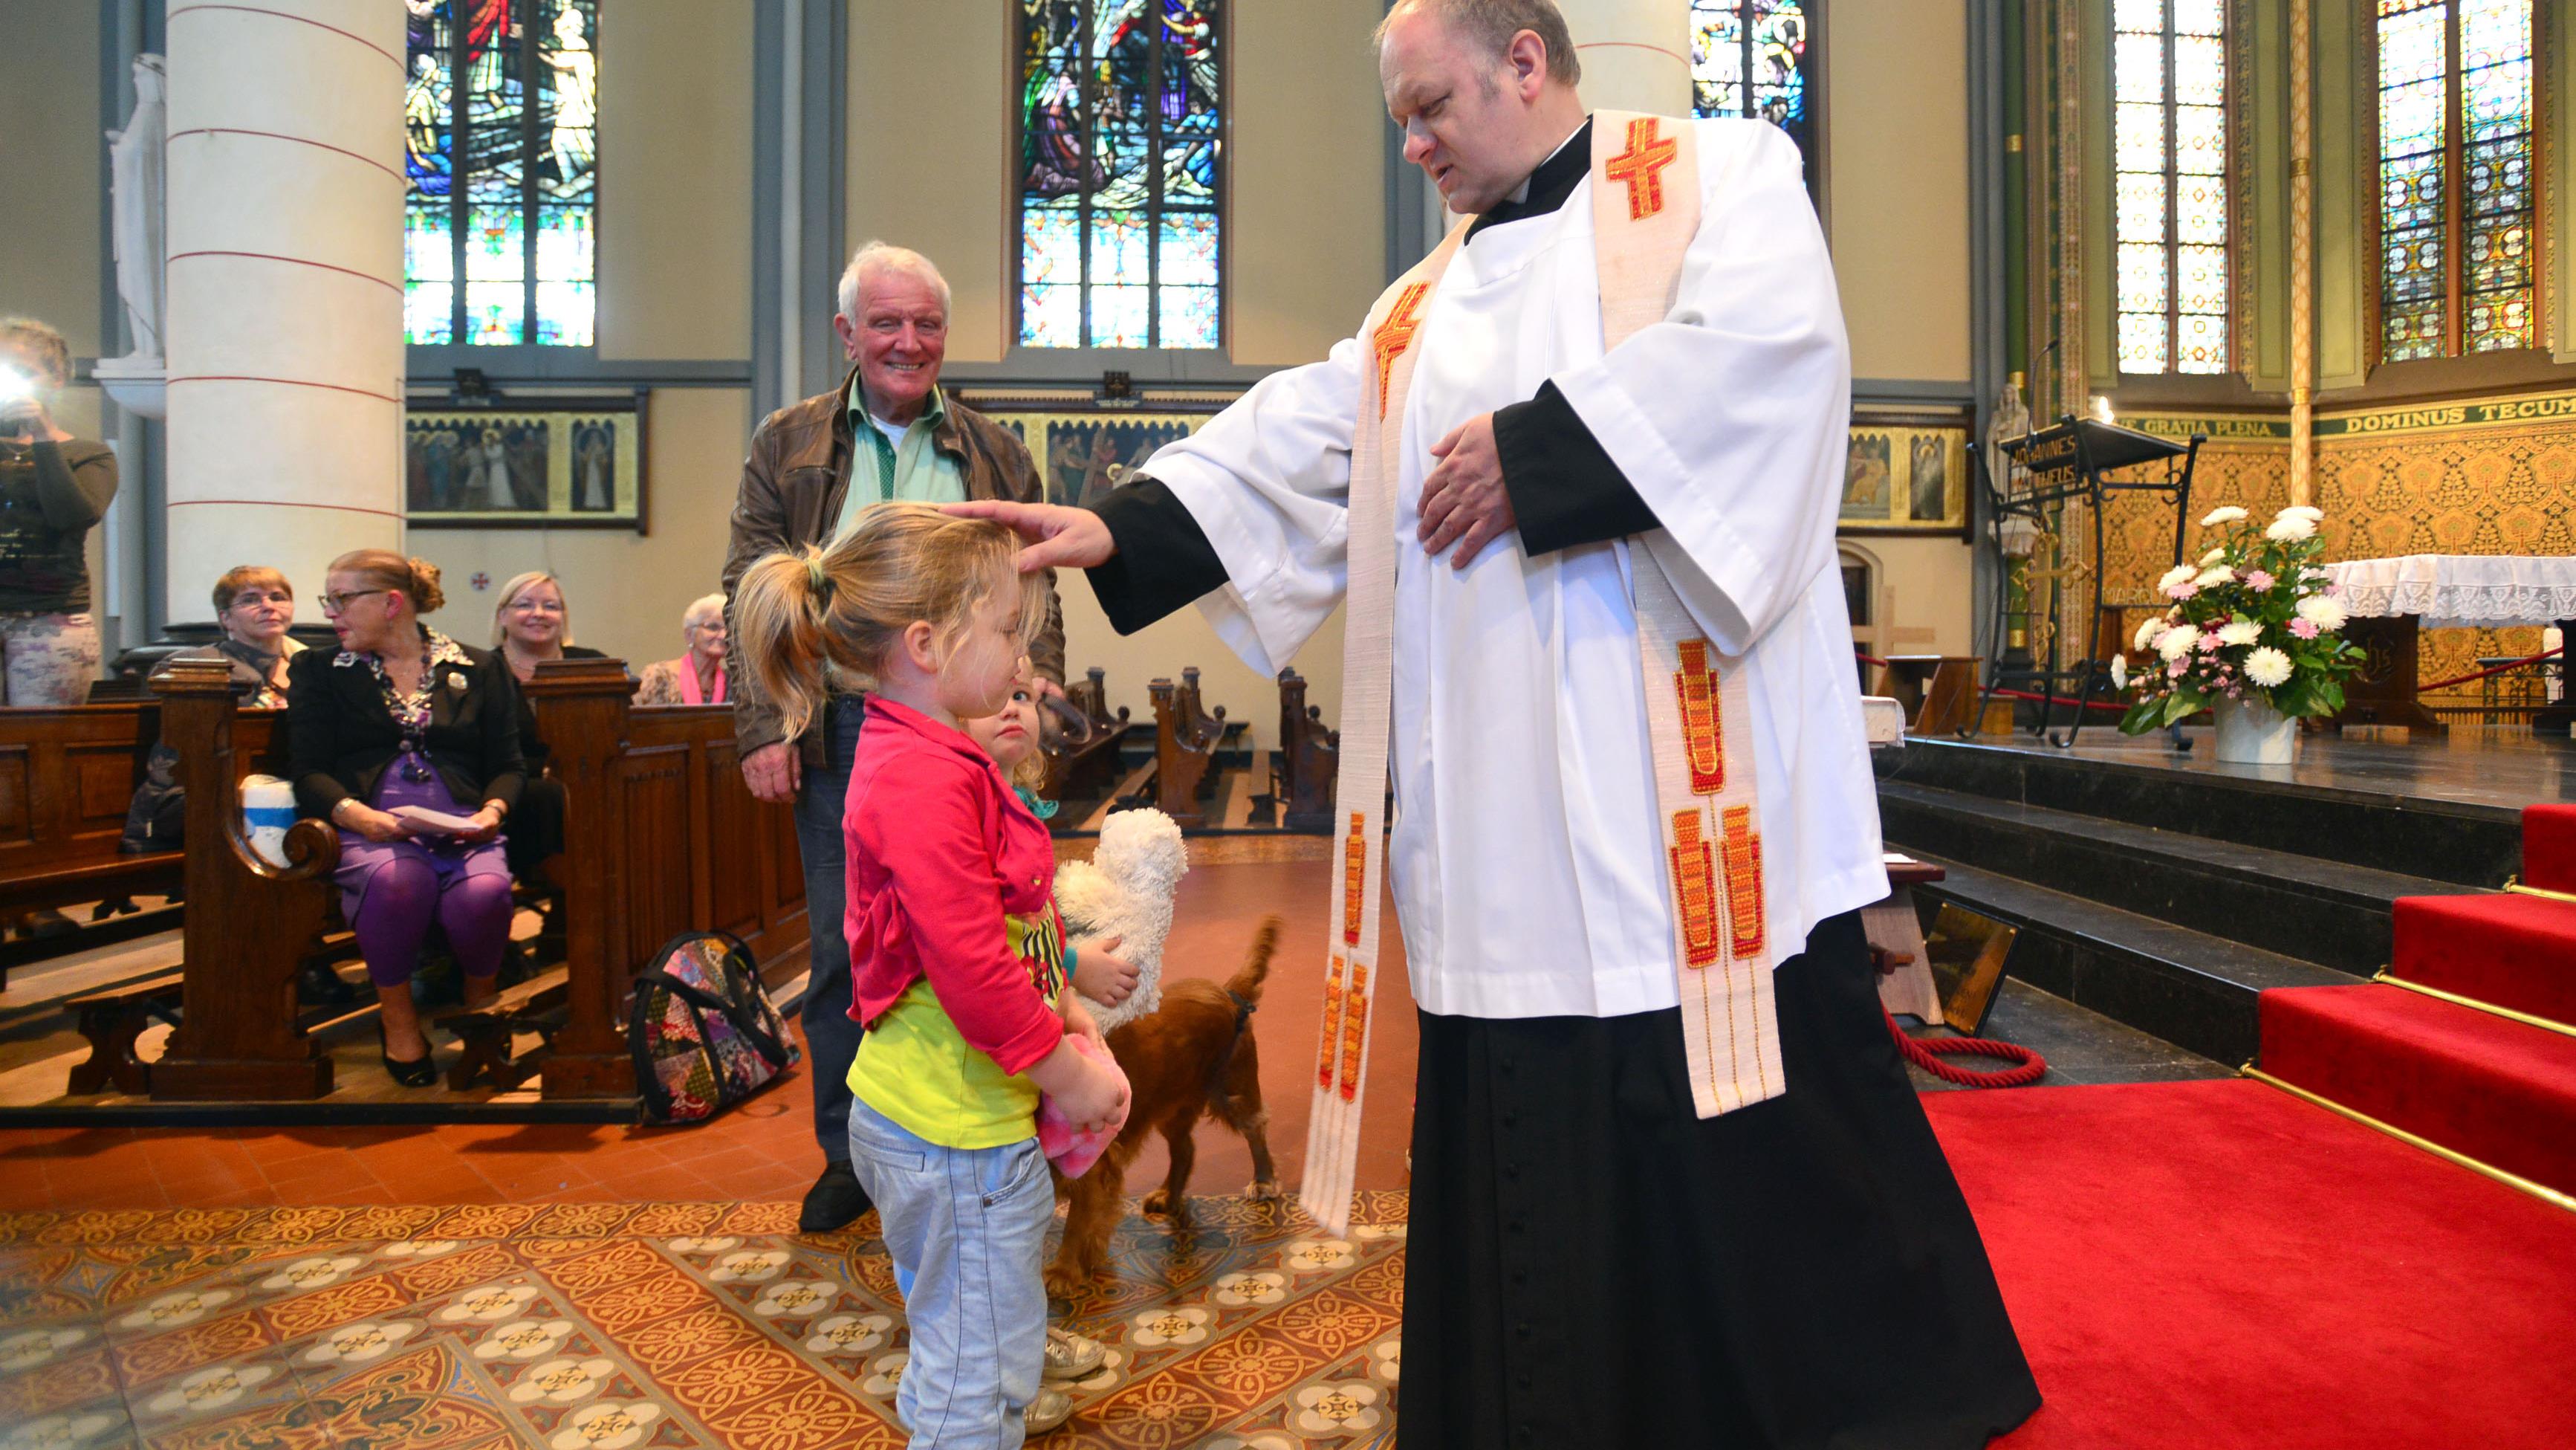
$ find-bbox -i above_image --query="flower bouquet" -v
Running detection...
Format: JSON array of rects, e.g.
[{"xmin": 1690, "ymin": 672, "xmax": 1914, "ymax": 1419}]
[{"xmin": 2110, "ymin": 504, "xmax": 2364, "ymax": 760}]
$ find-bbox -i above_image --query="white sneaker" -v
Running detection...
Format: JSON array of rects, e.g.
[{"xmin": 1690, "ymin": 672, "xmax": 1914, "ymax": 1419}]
[
  {"xmin": 1043, "ymin": 1326, "xmax": 1106, "ymax": 1381},
  {"xmin": 1025, "ymin": 1386, "xmax": 1075, "ymax": 1435}
]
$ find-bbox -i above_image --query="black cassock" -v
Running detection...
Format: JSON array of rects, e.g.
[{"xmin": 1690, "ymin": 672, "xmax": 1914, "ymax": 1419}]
[{"xmin": 1085, "ymin": 123, "xmax": 2040, "ymax": 1450}]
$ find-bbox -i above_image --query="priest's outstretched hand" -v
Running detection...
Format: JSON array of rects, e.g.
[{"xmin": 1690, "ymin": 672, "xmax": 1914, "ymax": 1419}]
[
  {"xmin": 945, "ymin": 499, "xmax": 1115, "ymax": 574},
  {"xmin": 1418, "ymin": 411, "xmax": 1516, "ymax": 568}
]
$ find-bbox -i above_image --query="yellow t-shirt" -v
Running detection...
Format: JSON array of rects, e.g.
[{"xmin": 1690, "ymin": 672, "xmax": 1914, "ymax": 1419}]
[{"xmin": 848, "ymin": 910, "xmax": 1065, "ymax": 1150}]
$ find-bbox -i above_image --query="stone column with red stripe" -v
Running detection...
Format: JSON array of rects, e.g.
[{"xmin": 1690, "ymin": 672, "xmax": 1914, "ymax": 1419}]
[
  {"xmin": 1558, "ymin": 0, "xmax": 1692, "ymax": 116},
  {"xmin": 163, "ymin": 0, "xmax": 406, "ymax": 625}
]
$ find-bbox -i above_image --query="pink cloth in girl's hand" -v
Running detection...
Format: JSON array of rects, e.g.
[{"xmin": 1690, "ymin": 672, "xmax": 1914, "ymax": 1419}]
[{"xmin": 1036, "ymin": 1032, "xmax": 1129, "ymax": 1178}]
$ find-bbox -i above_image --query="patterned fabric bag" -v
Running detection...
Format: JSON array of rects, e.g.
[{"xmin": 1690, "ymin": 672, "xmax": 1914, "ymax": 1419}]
[{"xmin": 629, "ymin": 930, "xmax": 799, "ymax": 1125}]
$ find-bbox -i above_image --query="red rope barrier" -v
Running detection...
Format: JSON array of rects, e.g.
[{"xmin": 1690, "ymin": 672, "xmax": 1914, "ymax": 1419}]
[
  {"xmin": 1884, "ymin": 1008, "xmax": 2048, "ymax": 1087},
  {"xmin": 2416, "ymin": 645, "xmax": 2564, "ymax": 694}
]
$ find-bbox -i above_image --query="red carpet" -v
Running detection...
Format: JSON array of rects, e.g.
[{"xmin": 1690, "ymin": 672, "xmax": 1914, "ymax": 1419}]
[
  {"xmin": 2391, "ymin": 893, "xmax": 2576, "ymax": 1024},
  {"xmin": 2257, "ymin": 983, "xmax": 2576, "ymax": 1195},
  {"xmin": 1930, "ymin": 1080, "xmax": 2576, "ymax": 1450},
  {"xmin": 2523, "ymin": 803, "xmax": 2576, "ymax": 893}
]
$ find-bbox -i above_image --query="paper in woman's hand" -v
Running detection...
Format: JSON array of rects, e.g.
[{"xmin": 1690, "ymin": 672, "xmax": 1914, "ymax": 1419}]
[{"xmin": 391, "ymin": 805, "xmax": 483, "ymax": 837}]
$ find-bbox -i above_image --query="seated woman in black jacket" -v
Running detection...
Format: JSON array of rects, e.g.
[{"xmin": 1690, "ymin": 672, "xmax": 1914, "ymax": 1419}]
[
  {"xmin": 489, "ymin": 569, "xmax": 607, "ymax": 876},
  {"xmin": 288, "ymin": 551, "xmax": 525, "ymax": 1087}
]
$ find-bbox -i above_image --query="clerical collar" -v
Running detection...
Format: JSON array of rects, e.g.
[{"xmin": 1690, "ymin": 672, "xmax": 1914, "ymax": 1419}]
[{"xmin": 1468, "ymin": 117, "xmax": 1594, "ymax": 242}]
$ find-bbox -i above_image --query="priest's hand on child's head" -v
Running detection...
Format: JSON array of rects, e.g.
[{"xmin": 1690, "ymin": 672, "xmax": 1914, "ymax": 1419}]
[
  {"xmin": 1418, "ymin": 412, "xmax": 1516, "ymax": 568},
  {"xmin": 943, "ymin": 499, "xmax": 1116, "ymax": 573}
]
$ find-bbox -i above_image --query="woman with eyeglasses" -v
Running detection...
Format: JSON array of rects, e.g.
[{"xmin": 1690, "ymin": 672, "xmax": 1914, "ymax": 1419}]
[{"xmin": 285, "ymin": 550, "xmax": 526, "ymax": 1087}]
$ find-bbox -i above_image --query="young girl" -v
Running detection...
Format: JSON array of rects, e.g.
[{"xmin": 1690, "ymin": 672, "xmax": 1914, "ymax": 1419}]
[
  {"xmin": 961, "ymin": 684, "xmax": 1141, "ymax": 1014},
  {"xmin": 736, "ymin": 502, "xmax": 1129, "ymax": 1448}
]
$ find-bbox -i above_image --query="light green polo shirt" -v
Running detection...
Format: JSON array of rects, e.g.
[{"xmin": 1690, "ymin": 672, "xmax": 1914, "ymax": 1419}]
[{"xmin": 834, "ymin": 377, "xmax": 968, "ymax": 541}]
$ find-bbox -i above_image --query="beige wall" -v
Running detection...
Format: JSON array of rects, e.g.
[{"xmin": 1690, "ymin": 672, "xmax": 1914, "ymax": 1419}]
[
  {"xmin": 596, "ymin": 0, "xmax": 753, "ymax": 361},
  {"xmin": 0, "ymin": 4, "xmax": 104, "ymax": 357},
  {"xmin": 849, "ymin": 1, "xmax": 1014, "ymax": 361},
  {"xmin": 1843, "ymin": 535, "xmax": 1976, "ymax": 661},
  {"xmin": 406, "ymin": 388, "xmax": 750, "ymax": 670},
  {"xmin": 1826, "ymin": 0, "xmax": 1973, "ymax": 384},
  {"xmin": 1228, "ymin": 0, "xmax": 1388, "ymax": 363}
]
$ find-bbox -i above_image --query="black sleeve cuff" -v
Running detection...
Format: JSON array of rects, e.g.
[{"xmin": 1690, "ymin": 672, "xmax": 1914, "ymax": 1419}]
[
  {"xmin": 1495, "ymin": 381, "xmax": 1662, "ymax": 554},
  {"xmin": 1084, "ymin": 476, "xmax": 1232, "ymax": 635}
]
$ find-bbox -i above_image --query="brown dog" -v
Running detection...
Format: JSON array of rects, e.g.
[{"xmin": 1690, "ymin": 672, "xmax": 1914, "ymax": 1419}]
[{"xmin": 1048, "ymin": 916, "xmax": 1283, "ymax": 1298}]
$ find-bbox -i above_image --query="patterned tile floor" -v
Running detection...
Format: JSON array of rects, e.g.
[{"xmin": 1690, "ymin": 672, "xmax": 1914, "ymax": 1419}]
[{"xmin": 0, "ymin": 1193, "xmax": 1407, "ymax": 1450}]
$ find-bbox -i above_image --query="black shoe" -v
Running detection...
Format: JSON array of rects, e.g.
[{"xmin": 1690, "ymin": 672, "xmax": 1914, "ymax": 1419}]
[
  {"xmin": 378, "ymin": 1026, "xmax": 440, "ymax": 1088},
  {"xmin": 799, "ymin": 1161, "xmax": 872, "ymax": 1231}
]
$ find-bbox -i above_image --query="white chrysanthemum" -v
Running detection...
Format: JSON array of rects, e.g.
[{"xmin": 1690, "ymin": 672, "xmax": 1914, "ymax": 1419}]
[
  {"xmin": 2199, "ymin": 546, "xmax": 2227, "ymax": 568},
  {"xmin": 2266, "ymin": 513, "xmax": 2317, "ymax": 543},
  {"xmin": 2200, "ymin": 505, "xmax": 2249, "ymax": 527},
  {"xmin": 2193, "ymin": 565, "xmax": 2236, "ymax": 589},
  {"xmin": 2157, "ymin": 624, "xmax": 2202, "ymax": 661},
  {"xmin": 2132, "ymin": 615, "xmax": 2165, "ymax": 651},
  {"xmin": 2295, "ymin": 595, "xmax": 2347, "ymax": 631},
  {"xmin": 2245, "ymin": 646, "xmax": 2294, "ymax": 688},
  {"xmin": 2216, "ymin": 620, "xmax": 2262, "ymax": 647},
  {"xmin": 2110, "ymin": 654, "xmax": 2129, "ymax": 690},
  {"xmin": 2278, "ymin": 505, "xmax": 2324, "ymax": 523},
  {"xmin": 2158, "ymin": 563, "xmax": 2198, "ymax": 592}
]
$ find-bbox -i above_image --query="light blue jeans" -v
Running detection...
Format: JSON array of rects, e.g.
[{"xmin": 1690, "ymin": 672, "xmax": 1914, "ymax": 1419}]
[{"xmin": 846, "ymin": 1094, "xmax": 1051, "ymax": 1449}]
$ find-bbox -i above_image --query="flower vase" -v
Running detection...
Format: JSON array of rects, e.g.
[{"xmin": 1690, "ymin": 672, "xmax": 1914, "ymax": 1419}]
[{"xmin": 2212, "ymin": 696, "xmax": 2298, "ymax": 766}]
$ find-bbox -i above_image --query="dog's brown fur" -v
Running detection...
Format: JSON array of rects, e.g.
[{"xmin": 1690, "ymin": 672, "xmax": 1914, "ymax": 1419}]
[{"xmin": 1048, "ymin": 916, "xmax": 1283, "ymax": 1298}]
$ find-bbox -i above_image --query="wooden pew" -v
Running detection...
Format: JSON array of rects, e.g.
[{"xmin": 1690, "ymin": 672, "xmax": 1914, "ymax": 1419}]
[
  {"xmin": 1873, "ymin": 655, "xmax": 1982, "ymax": 737},
  {"xmin": 147, "ymin": 658, "xmax": 340, "ymax": 1100},
  {"xmin": 525, "ymin": 658, "xmax": 810, "ymax": 1099},
  {"xmin": 0, "ymin": 702, "xmax": 199, "ymax": 980},
  {"xmin": 108, "ymin": 656, "xmax": 807, "ymax": 1108},
  {"xmin": 1042, "ymin": 666, "xmax": 1135, "ymax": 804},
  {"xmin": 1274, "ymin": 667, "xmax": 1340, "ymax": 832},
  {"xmin": 1148, "ymin": 668, "xmax": 1228, "ymax": 828}
]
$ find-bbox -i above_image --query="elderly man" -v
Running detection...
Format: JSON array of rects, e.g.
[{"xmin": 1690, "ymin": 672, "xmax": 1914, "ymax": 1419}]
[
  {"xmin": 724, "ymin": 242, "xmax": 1065, "ymax": 1233},
  {"xmin": 956, "ymin": 2, "xmax": 2039, "ymax": 1446}
]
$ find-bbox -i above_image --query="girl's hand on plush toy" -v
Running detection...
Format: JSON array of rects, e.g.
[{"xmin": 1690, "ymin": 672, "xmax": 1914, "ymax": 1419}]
[
  {"xmin": 1061, "ymin": 994, "xmax": 1109, "ymax": 1053},
  {"xmin": 1071, "ymin": 935, "xmax": 1141, "ymax": 1006}
]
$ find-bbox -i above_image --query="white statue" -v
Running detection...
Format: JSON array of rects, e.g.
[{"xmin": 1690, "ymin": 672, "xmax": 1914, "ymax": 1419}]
[{"xmin": 105, "ymin": 55, "xmax": 167, "ymax": 363}]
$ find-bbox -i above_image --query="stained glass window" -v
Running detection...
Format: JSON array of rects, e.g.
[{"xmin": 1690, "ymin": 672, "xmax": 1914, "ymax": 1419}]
[
  {"xmin": 405, "ymin": 0, "xmax": 598, "ymax": 347},
  {"xmin": 1690, "ymin": 2, "xmax": 1816, "ymax": 178},
  {"xmin": 2377, "ymin": 0, "xmax": 2536, "ymax": 361},
  {"xmin": 1017, "ymin": 1, "xmax": 1224, "ymax": 350},
  {"xmin": 2112, "ymin": 0, "xmax": 2228, "ymax": 375}
]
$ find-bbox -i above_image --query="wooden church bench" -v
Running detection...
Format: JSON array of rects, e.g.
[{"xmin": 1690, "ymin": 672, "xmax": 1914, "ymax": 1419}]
[
  {"xmin": 1272, "ymin": 667, "xmax": 1340, "ymax": 832},
  {"xmin": 63, "ymin": 969, "xmax": 186, "ymax": 1095},
  {"xmin": 433, "ymin": 965, "xmax": 573, "ymax": 1093},
  {"xmin": 1149, "ymin": 668, "xmax": 1229, "ymax": 827}
]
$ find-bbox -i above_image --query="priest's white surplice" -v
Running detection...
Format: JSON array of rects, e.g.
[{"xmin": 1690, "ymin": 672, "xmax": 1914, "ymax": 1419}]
[{"xmin": 1143, "ymin": 118, "xmax": 1887, "ymax": 1020}]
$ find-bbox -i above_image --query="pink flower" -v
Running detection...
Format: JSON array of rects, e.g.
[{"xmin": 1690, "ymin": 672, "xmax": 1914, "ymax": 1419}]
[
  {"xmin": 2167, "ymin": 660, "xmax": 2187, "ymax": 679},
  {"xmin": 2325, "ymin": 581, "xmax": 2340, "ymax": 596},
  {"xmin": 2198, "ymin": 635, "xmax": 2222, "ymax": 652},
  {"xmin": 2246, "ymin": 570, "xmax": 2275, "ymax": 591},
  {"xmin": 2291, "ymin": 618, "xmax": 2320, "ymax": 639},
  {"xmin": 2165, "ymin": 583, "xmax": 2199, "ymax": 601}
]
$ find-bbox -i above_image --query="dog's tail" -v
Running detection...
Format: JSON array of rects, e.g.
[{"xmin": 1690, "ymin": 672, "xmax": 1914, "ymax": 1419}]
[{"xmin": 1225, "ymin": 914, "xmax": 1282, "ymax": 1005}]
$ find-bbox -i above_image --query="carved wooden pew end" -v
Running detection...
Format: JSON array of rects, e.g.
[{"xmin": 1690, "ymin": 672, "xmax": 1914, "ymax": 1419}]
[
  {"xmin": 65, "ymin": 971, "xmax": 185, "ymax": 1096},
  {"xmin": 434, "ymin": 967, "xmax": 574, "ymax": 1093}
]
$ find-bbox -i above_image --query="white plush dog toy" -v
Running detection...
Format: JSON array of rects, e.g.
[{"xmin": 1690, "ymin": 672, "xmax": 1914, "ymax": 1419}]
[{"xmin": 1056, "ymin": 807, "xmax": 1190, "ymax": 1033}]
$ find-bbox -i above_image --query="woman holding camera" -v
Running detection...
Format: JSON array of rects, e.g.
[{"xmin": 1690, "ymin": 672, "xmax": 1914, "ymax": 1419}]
[{"xmin": 0, "ymin": 317, "xmax": 118, "ymax": 706}]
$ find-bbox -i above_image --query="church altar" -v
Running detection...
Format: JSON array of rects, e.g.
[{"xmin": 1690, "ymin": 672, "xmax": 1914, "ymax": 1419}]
[{"xmin": 2321, "ymin": 554, "xmax": 2576, "ymax": 735}]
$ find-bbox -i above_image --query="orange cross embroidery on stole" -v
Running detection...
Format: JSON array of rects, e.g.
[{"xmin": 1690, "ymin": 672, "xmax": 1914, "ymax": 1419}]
[
  {"xmin": 1722, "ymin": 805, "xmax": 1766, "ymax": 959},
  {"xmin": 1340, "ymin": 962, "xmax": 1371, "ymax": 1100},
  {"xmin": 1670, "ymin": 810, "xmax": 1722, "ymax": 968},
  {"xmin": 1676, "ymin": 640, "xmax": 1725, "ymax": 794},
  {"xmin": 1372, "ymin": 284, "xmax": 1430, "ymax": 418},
  {"xmin": 1319, "ymin": 955, "xmax": 1348, "ymax": 1090},
  {"xmin": 1605, "ymin": 117, "xmax": 1680, "ymax": 221},
  {"xmin": 1343, "ymin": 812, "xmax": 1368, "ymax": 945}
]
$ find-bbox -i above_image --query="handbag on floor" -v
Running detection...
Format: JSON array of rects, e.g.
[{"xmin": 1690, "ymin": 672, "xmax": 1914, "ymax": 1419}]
[{"xmin": 630, "ymin": 930, "xmax": 799, "ymax": 1125}]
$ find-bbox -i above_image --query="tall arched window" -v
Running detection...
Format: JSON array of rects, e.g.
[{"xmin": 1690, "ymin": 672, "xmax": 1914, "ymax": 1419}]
[
  {"xmin": 2112, "ymin": 0, "xmax": 2229, "ymax": 375},
  {"xmin": 1016, "ymin": 1, "xmax": 1224, "ymax": 351},
  {"xmin": 2377, "ymin": 0, "xmax": 2538, "ymax": 360},
  {"xmin": 1688, "ymin": 1, "xmax": 1817, "ymax": 179},
  {"xmin": 403, "ymin": 0, "xmax": 599, "ymax": 346}
]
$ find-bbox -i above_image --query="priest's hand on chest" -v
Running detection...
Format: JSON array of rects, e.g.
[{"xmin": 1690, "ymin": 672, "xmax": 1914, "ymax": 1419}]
[{"xmin": 1418, "ymin": 412, "xmax": 1516, "ymax": 569}]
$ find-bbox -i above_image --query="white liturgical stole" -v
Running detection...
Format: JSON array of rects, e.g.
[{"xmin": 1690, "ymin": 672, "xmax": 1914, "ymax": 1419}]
[{"xmin": 1301, "ymin": 114, "xmax": 1787, "ymax": 1237}]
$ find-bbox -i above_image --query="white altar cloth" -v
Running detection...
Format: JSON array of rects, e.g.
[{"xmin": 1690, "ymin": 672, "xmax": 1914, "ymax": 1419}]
[{"xmin": 2323, "ymin": 554, "xmax": 2576, "ymax": 629}]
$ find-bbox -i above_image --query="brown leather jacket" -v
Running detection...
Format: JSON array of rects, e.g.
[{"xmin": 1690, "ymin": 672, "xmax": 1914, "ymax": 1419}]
[{"xmin": 722, "ymin": 364, "xmax": 1065, "ymax": 760}]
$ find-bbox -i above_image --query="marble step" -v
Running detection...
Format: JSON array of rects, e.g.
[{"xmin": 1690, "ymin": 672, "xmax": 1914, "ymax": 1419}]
[
  {"xmin": 1878, "ymin": 780, "xmax": 2485, "ymax": 976},
  {"xmin": 1876, "ymin": 737, "xmax": 2522, "ymax": 888},
  {"xmin": 1903, "ymin": 852, "xmax": 2353, "ymax": 1067}
]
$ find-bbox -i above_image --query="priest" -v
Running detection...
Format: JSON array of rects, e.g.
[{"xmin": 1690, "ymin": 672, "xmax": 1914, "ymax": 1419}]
[{"xmin": 953, "ymin": 2, "xmax": 2040, "ymax": 1445}]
